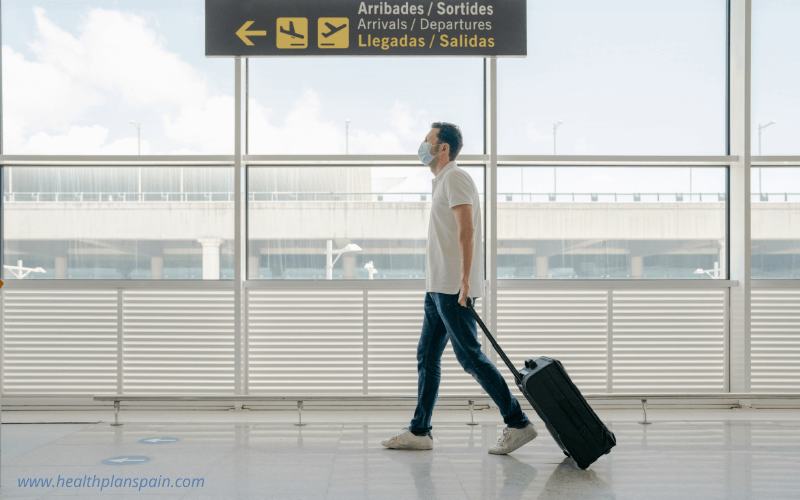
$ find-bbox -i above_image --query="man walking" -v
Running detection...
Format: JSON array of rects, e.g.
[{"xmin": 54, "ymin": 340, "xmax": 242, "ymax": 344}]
[{"xmin": 381, "ymin": 122, "xmax": 537, "ymax": 454}]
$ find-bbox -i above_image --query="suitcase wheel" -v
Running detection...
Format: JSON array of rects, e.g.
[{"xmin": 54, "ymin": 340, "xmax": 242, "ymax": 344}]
[
  {"xmin": 563, "ymin": 451, "xmax": 570, "ymax": 458},
  {"xmin": 577, "ymin": 463, "xmax": 589, "ymax": 470}
]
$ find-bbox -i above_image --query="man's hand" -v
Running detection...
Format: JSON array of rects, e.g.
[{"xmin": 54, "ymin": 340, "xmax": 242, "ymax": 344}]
[{"xmin": 458, "ymin": 282, "xmax": 470, "ymax": 307}]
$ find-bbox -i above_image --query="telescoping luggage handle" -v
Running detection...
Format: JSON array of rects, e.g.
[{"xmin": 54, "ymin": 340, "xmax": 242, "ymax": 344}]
[{"xmin": 465, "ymin": 298, "xmax": 523, "ymax": 386}]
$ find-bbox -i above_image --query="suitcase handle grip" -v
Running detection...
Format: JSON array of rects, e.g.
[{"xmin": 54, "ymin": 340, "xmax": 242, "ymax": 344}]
[{"xmin": 466, "ymin": 298, "xmax": 523, "ymax": 386}]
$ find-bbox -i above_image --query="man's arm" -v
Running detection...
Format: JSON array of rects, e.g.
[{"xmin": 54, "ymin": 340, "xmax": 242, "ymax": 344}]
[{"xmin": 452, "ymin": 204, "xmax": 474, "ymax": 307}]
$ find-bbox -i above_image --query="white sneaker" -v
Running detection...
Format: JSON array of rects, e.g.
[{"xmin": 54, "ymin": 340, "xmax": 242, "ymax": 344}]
[
  {"xmin": 381, "ymin": 427, "xmax": 434, "ymax": 450},
  {"xmin": 488, "ymin": 423, "xmax": 538, "ymax": 455}
]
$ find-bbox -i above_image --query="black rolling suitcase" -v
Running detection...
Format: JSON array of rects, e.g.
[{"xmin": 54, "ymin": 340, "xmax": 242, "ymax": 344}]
[{"xmin": 466, "ymin": 299, "xmax": 616, "ymax": 469}]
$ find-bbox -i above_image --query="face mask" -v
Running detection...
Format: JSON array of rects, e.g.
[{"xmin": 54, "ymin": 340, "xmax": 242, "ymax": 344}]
[{"xmin": 418, "ymin": 142, "xmax": 440, "ymax": 165}]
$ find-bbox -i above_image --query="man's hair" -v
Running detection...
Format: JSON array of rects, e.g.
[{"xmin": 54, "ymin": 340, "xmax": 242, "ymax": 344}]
[{"xmin": 431, "ymin": 122, "xmax": 463, "ymax": 161}]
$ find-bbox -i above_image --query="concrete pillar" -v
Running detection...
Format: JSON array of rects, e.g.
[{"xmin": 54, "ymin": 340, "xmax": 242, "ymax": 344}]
[
  {"xmin": 197, "ymin": 237, "xmax": 224, "ymax": 280},
  {"xmin": 342, "ymin": 253, "xmax": 356, "ymax": 280},
  {"xmin": 249, "ymin": 255, "xmax": 260, "ymax": 279},
  {"xmin": 536, "ymin": 256, "xmax": 549, "ymax": 279},
  {"xmin": 150, "ymin": 256, "xmax": 163, "ymax": 280},
  {"xmin": 248, "ymin": 242, "xmax": 261, "ymax": 280},
  {"xmin": 630, "ymin": 255, "xmax": 643, "ymax": 280},
  {"xmin": 55, "ymin": 256, "xmax": 68, "ymax": 279}
]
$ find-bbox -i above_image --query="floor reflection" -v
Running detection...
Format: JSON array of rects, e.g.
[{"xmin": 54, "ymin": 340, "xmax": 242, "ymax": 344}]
[
  {"xmin": 1, "ymin": 419, "xmax": 799, "ymax": 499},
  {"xmin": 538, "ymin": 458, "xmax": 615, "ymax": 500}
]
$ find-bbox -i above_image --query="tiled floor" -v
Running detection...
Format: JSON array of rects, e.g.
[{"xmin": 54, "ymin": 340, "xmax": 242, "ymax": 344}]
[{"xmin": 2, "ymin": 410, "xmax": 800, "ymax": 499}]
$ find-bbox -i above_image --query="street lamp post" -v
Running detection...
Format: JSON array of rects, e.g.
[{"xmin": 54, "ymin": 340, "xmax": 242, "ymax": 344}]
[
  {"xmin": 553, "ymin": 120, "xmax": 564, "ymax": 196},
  {"xmin": 758, "ymin": 121, "xmax": 777, "ymax": 195},
  {"xmin": 326, "ymin": 240, "xmax": 362, "ymax": 279},
  {"xmin": 694, "ymin": 261, "xmax": 721, "ymax": 279},
  {"xmin": 364, "ymin": 261, "xmax": 378, "ymax": 279},
  {"xmin": 130, "ymin": 120, "xmax": 141, "ymax": 200},
  {"xmin": 345, "ymin": 119, "xmax": 350, "ymax": 154},
  {"xmin": 129, "ymin": 120, "xmax": 141, "ymax": 155}
]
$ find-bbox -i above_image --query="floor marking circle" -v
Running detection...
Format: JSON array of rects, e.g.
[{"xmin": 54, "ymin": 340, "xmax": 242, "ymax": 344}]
[
  {"xmin": 138, "ymin": 437, "xmax": 180, "ymax": 444},
  {"xmin": 102, "ymin": 455, "xmax": 151, "ymax": 465}
]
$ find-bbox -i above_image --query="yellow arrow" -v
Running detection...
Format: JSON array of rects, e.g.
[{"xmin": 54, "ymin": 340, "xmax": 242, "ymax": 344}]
[{"xmin": 236, "ymin": 21, "xmax": 266, "ymax": 46}]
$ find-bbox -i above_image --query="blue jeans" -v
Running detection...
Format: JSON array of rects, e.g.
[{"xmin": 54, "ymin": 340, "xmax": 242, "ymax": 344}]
[{"xmin": 409, "ymin": 292, "xmax": 531, "ymax": 436}]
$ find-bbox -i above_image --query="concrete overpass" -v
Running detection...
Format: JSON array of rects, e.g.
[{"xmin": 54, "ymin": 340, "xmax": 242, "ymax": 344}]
[{"xmin": 2, "ymin": 200, "xmax": 797, "ymax": 279}]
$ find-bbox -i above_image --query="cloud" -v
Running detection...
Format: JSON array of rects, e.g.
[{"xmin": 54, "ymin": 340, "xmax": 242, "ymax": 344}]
[
  {"xmin": 1, "ymin": 45, "xmax": 103, "ymax": 145},
  {"xmin": 525, "ymin": 123, "xmax": 554, "ymax": 144},
  {"xmin": 248, "ymin": 91, "xmax": 418, "ymax": 155},
  {"xmin": 3, "ymin": 7, "xmax": 430, "ymax": 156},
  {"xmin": 19, "ymin": 125, "xmax": 149, "ymax": 155},
  {"xmin": 163, "ymin": 95, "xmax": 234, "ymax": 154},
  {"xmin": 30, "ymin": 7, "xmax": 207, "ymax": 107}
]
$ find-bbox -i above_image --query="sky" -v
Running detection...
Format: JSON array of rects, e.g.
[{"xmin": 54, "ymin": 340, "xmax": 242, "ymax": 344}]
[{"xmin": 1, "ymin": 0, "xmax": 797, "ymax": 195}]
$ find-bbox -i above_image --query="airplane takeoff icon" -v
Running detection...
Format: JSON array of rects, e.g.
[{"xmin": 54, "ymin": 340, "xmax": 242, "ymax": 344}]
[
  {"xmin": 322, "ymin": 22, "xmax": 347, "ymax": 38},
  {"xmin": 318, "ymin": 17, "xmax": 349, "ymax": 48},
  {"xmin": 280, "ymin": 21, "xmax": 305, "ymax": 39}
]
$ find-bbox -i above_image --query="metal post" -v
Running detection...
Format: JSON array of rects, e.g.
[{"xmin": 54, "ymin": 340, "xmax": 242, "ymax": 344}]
[
  {"xmin": 294, "ymin": 400, "xmax": 307, "ymax": 427},
  {"xmin": 467, "ymin": 400, "xmax": 479, "ymax": 426},
  {"xmin": 729, "ymin": 0, "xmax": 752, "ymax": 395},
  {"xmin": 111, "ymin": 400, "xmax": 123, "ymax": 426},
  {"xmin": 638, "ymin": 399, "xmax": 651, "ymax": 425}
]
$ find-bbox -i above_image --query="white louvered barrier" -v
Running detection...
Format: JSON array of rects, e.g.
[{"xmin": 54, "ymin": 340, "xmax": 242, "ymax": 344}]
[
  {"xmin": 122, "ymin": 290, "xmax": 235, "ymax": 394},
  {"xmin": 751, "ymin": 289, "xmax": 800, "ymax": 392},
  {"xmin": 611, "ymin": 289, "xmax": 726, "ymax": 393},
  {"xmin": 247, "ymin": 290, "xmax": 365, "ymax": 394},
  {"xmin": 2, "ymin": 283, "xmax": 797, "ymax": 401},
  {"xmin": 2, "ymin": 291, "xmax": 118, "ymax": 395},
  {"xmin": 496, "ymin": 288, "xmax": 727, "ymax": 395},
  {"xmin": 496, "ymin": 290, "xmax": 609, "ymax": 394},
  {"xmin": 247, "ymin": 289, "xmax": 483, "ymax": 395}
]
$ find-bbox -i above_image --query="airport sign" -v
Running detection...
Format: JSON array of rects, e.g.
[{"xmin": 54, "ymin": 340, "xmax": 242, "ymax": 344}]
[{"xmin": 206, "ymin": 0, "xmax": 526, "ymax": 57}]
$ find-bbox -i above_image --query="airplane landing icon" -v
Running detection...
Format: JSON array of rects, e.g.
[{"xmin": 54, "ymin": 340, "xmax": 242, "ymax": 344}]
[
  {"xmin": 276, "ymin": 18, "xmax": 308, "ymax": 49},
  {"xmin": 281, "ymin": 21, "xmax": 305, "ymax": 39},
  {"xmin": 318, "ymin": 17, "xmax": 349, "ymax": 49},
  {"xmin": 322, "ymin": 22, "xmax": 347, "ymax": 38}
]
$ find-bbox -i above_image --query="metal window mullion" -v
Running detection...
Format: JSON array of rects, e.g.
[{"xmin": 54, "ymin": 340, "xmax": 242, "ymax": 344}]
[
  {"xmin": 117, "ymin": 289, "xmax": 123, "ymax": 394},
  {"xmin": 728, "ymin": 0, "xmax": 752, "ymax": 394},
  {"xmin": 234, "ymin": 57, "xmax": 246, "ymax": 397},
  {"xmin": 723, "ymin": 287, "xmax": 731, "ymax": 393},
  {"xmin": 0, "ymin": 288, "xmax": 5, "ymax": 394},
  {"xmin": 607, "ymin": 290, "xmax": 613, "ymax": 393},
  {"xmin": 244, "ymin": 287, "xmax": 249, "ymax": 395},
  {"xmin": 485, "ymin": 57, "xmax": 499, "ymax": 366},
  {"xmin": 363, "ymin": 290, "xmax": 368, "ymax": 395}
]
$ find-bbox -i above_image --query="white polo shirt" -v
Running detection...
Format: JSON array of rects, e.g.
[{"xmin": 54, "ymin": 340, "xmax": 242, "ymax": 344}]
[{"xmin": 425, "ymin": 161, "xmax": 485, "ymax": 297}]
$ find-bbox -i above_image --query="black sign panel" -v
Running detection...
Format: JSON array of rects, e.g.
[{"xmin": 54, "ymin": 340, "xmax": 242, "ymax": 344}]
[{"xmin": 206, "ymin": 0, "xmax": 526, "ymax": 57}]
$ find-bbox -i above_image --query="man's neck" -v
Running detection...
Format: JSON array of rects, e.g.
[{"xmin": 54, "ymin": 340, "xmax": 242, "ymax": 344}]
[{"xmin": 432, "ymin": 159, "xmax": 451, "ymax": 177}]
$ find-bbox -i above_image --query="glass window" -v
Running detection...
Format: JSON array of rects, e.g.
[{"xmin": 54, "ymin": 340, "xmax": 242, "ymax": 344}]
[
  {"xmin": 497, "ymin": 166, "xmax": 727, "ymax": 279},
  {"xmin": 247, "ymin": 59, "xmax": 483, "ymax": 155},
  {"xmin": 751, "ymin": 167, "xmax": 800, "ymax": 279},
  {"xmin": 498, "ymin": 0, "xmax": 727, "ymax": 155},
  {"xmin": 752, "ymin": 0, "xmax": 800, "ymax": 155},
  {"xmin": 248, "ymin": 166, "xmax": 484, "ymax": 280},
  {"xmin": 2, "ymin": 0, "xmax": 233, "ymax": 154},
  {"xmin": 2, "ymin": 166, "xmax": 234, "ymax": 279}
]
